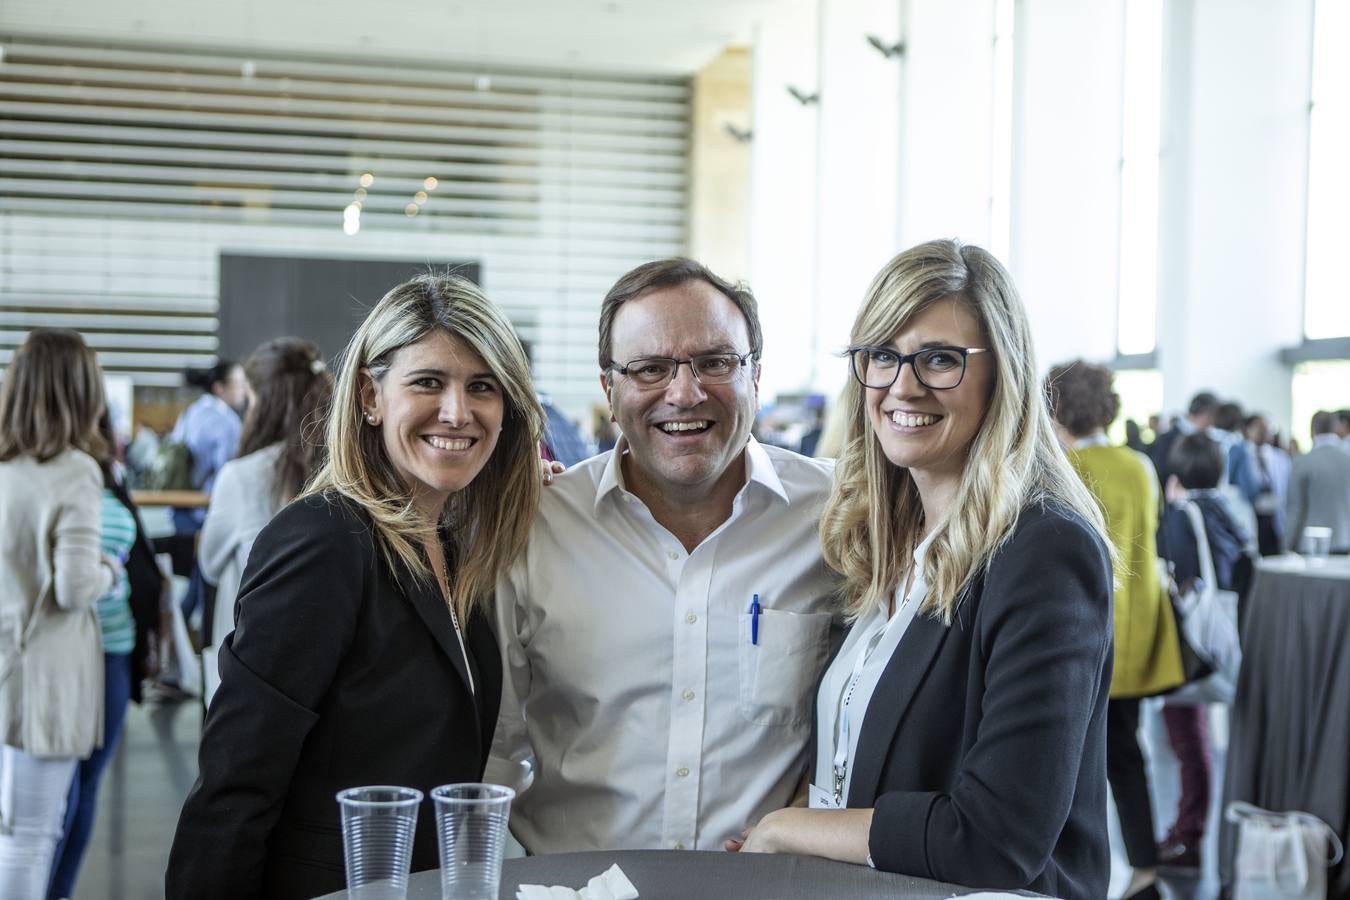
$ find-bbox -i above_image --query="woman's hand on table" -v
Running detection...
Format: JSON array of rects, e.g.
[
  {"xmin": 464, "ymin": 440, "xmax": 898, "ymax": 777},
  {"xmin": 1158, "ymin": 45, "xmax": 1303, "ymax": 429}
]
[
  {"xmin": 725, "ymin": 807, "xmax": 792, "ymax": 853},
  {"xmin": 725, "ymin": 808, "xmax": 875, "ymax": 865}
]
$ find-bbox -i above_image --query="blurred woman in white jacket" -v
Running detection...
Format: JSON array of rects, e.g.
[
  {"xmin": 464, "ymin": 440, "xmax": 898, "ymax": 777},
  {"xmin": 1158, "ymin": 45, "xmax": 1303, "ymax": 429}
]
[
  {"xmin": 0, "ymin": 330, "xmax": 119, "ymax": 898},
  {"xmin": 199, "ymin": 338, "xmax": 332, "ymax": 705}
]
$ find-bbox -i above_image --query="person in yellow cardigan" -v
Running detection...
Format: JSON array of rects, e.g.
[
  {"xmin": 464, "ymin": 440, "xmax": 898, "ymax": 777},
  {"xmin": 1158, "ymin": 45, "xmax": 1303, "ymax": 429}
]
[{"xmin": 1048, "ymin": 360, "xmax": 1184, "ymax": 900}]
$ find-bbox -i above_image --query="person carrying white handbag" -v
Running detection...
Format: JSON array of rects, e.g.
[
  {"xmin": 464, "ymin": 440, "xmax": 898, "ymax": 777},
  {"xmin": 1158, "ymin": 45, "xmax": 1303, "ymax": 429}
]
[{"xmin": 1157, "ymin": 432, "xmax": 1254, "ymax": 873}]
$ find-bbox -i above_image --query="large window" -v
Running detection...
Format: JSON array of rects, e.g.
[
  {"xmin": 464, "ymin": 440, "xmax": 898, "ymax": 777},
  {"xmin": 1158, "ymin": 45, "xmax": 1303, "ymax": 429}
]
[
  {"xmin": 1291, "ymin": 361, "xmax": 1350, "ymax": 449},
  {"xmin": 1109, "ymin": 368, "xmax": 1164, "ymax": 445},
  {"xmin": 1303, "ymin": 0, "xmax": 1350, "ymax": 339},
  {"xmin": 1115, "ymin": 0, "xmax": 1163, "ymax": 357},
  {"xmin": 1290, "ymin": 2, "xmax": 1348, "ymax": 450}
]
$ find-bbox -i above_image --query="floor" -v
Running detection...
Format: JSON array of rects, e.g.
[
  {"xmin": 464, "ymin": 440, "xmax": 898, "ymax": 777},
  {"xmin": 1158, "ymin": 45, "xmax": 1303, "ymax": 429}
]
[
  {"xmin": 68, "ymin": 694, "xmax": 1226, "ymax": 900},
  {"xmin": 70, "ymin": 697, "xmax": 201, "ymax": 900},
  {"xmin": 1108, "ymin": 699, "xmax": 1229, "ymax": 900}
]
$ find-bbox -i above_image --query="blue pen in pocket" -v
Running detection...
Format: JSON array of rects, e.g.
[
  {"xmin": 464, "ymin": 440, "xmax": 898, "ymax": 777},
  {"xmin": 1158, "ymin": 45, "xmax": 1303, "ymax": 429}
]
[{"xmin": 750, "ymin": 593, "xmax": 761, "ymax": 645}]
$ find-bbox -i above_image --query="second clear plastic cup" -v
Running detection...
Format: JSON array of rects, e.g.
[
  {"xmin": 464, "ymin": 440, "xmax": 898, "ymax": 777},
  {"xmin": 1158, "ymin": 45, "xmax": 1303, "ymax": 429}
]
[
  {"xmin": 1302, "ymin": 526, "xmax": 1333, "ymax": 564},
  {"xmin": 431, "ymin": 783, "xmax": 515, "ymax": 900},
  {"xmin": 337, "ymin": 785, "xmax": 423, "ymax": 900}
]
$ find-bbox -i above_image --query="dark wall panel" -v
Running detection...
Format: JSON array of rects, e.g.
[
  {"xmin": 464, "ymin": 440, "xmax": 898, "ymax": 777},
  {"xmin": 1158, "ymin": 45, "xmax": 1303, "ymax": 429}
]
[{"xmin": 219, "ymin": 255, "xmax": 481, "ymax": 366}]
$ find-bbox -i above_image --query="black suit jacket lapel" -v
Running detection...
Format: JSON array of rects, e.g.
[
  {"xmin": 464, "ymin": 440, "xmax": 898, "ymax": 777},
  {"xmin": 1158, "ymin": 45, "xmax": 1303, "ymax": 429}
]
[
  {"xmin": 401, "ymin": 571, "xmax": 481, "ymax": 723},
  {"xmin": 846, "ymin": 612, "xmax": 951, "ymax": 807}
]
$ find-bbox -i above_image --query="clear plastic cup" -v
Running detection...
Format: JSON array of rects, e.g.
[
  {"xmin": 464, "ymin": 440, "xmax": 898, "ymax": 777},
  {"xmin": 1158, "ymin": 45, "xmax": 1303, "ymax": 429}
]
[
  {"xmin": 1301, "ymin": 526, "xmax": 1333, "ymax": 565},
  {"xmin": 336, "ymin": 786, "xmax": 424, "ymax": 900},
  {"xmin": 431, "ymin": 783, "xmax": 515, "ymax": 900}
]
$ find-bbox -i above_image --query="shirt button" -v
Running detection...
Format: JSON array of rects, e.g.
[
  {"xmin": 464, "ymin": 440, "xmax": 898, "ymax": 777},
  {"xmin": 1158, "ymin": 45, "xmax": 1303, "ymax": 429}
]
[
  {"xmin": 685, "ymin": 612, "xmax": 697, "ymax": 624},
  {"xmin": 667, "ymin": 550, "xmax": 679, "ymax": 560},
  {"xmin": 681, "ymin": 689, "xmax": 695, "ymax": 701},
  {"xmin": 677, "ymin": 767, "xmax": 689, "ymax": 777}
]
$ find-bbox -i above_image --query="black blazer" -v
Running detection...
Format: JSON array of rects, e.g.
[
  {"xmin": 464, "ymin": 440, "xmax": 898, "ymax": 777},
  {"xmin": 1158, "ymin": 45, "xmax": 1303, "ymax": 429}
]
[
  {"xmin": 847, "ymin": 503, "xmax": 1113, "ymax": 900},
  {"xmin": 166, "ymin": 492, "xmax": 501, "ymax": 900}
]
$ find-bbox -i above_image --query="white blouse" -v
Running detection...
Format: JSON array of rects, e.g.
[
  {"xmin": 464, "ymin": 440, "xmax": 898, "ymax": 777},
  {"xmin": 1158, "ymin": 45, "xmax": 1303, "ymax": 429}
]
[{"xmin": 813, "ymin": 529, "xmax": 936, "ymax": 809}]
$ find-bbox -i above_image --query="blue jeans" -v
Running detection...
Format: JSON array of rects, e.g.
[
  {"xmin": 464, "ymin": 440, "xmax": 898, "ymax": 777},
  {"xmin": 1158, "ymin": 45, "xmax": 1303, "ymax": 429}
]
[{"xmin": 46, "ymin": 653, "xmax": 132, "ymax": 899}]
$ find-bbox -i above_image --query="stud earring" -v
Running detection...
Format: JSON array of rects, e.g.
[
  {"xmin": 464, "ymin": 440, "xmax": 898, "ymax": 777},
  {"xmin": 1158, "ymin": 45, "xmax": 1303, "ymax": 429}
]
[{"xmin": 364, "ymin": 412, "xmax": 379, "ymax": 425}]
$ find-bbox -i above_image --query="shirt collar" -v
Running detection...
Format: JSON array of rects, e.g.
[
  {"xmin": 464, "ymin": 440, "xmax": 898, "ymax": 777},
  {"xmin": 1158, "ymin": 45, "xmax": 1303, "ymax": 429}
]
[
  {"xmin": 885, "ymin": 528, "xmax": 939, "ymax": 616},
  {"xmin": 1313, "ymin": 434, "xmax": 1341, "ymax": 448},
  {"xmin": 911, "ymin": 527, "xmax": 939, "ymax": 570},
  {"xmin": 1072, "ymin": 432, "xmax": 1110, "ymax": 449},
  {"xmin": 201, "ymin": 393, "xmax": 234, "ymax": 417},
  {"xmin": 594, "ymin": 435, "xmax": 788, "ymax": 514}
]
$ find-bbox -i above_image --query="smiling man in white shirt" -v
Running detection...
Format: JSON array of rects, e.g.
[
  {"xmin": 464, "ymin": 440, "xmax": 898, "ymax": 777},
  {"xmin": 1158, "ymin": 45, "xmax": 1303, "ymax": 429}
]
[{"xmin": 487, "ymin": 258, "xmax": 842, "ymax": 854}]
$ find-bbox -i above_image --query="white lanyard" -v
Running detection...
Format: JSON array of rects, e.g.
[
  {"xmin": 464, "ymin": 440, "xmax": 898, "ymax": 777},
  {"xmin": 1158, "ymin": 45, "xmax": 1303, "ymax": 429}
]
[{"xmin": 830, "ymin": 574, "xmax": 921, "ymax": 807}]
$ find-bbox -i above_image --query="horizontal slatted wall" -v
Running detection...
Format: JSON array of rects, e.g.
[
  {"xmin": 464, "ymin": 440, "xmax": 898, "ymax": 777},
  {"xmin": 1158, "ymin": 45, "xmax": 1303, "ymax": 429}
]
[{"xmin": 0, "ymin": 34, "xmax": 690, "ymax": 419}]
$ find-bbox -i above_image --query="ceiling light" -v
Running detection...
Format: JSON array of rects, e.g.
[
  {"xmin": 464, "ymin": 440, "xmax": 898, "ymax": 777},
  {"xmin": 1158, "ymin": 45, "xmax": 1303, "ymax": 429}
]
[
  {"xmin": 405, "ymin": 204, "xmax": 419, "ymax": 216},
  {"xmin": 359, "ymin": 172, "xmax": 374, "ymax": 187},
  {"xmin": 354, "ymin": 188, "xmax": 367, "ymax": 200},
  {"xmin": 423, "ymin": 177, "xmax": 438, "ymax": 191},
  {"xmin": 414, "ymin": 191, "xmax": 428, "ymax": 204}
]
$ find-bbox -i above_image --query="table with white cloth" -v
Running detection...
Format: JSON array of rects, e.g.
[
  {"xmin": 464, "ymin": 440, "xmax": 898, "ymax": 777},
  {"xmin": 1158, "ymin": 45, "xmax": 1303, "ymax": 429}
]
[
  {"xmin": 315, "ymin": 849, "xmax": 1043, "ymax": 898},
  {"xmin": 1221, "ymin": 554, "xmax": 1350, "ymax": 899}
]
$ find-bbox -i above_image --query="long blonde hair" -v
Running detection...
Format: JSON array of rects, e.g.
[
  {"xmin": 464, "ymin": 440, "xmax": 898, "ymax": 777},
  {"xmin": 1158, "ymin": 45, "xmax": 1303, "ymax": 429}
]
[
  {"xmin": 820, "ymin": 239, "xmax": 1110, "ymax": 623},
  {"xmin": 306, "ymin": 274, "xmax": 545, "ymax": 624}
]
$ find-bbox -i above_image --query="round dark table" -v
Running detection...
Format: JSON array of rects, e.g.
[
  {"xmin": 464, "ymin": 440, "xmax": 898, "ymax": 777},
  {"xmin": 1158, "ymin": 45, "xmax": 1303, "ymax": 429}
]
[
  {"xmin": 316, "ymin": 849, "xmax": 1032, "ymax": 898},
  {"xmin": 1220, "ymin": 554, "xmax": 1350, "ymax": 898}
]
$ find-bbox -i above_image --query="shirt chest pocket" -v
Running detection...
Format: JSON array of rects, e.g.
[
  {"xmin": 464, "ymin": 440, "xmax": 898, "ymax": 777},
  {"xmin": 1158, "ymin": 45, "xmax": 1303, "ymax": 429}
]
[{"xmin": 738, "ymin": 610, "xmax": 831, "ymax": 726}]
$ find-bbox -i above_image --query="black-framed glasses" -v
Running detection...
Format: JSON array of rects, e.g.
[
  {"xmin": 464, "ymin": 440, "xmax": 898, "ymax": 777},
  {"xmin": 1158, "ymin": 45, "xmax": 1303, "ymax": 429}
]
[
  {"xmin": 606, "ymin": 351, "xmax": 756, "ymax": 390},
  {"xmin": 848, "ymin": 345, "xmax": 988, "ymax": 390}
]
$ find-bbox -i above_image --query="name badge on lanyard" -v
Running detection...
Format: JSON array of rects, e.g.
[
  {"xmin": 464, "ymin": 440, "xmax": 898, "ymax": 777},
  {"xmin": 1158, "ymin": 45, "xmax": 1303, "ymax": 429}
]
[{"xmin": 809, "ymin": 783, "xmax": 841, "ymax": 810}]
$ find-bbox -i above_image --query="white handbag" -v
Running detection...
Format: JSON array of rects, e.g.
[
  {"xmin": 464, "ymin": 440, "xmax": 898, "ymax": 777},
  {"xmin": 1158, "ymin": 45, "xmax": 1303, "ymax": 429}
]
[
  {"xmin": 1228, "ymin": 802, "xmax": 1344, "ymax": 900},
  {"xmin": 1167, "ymin": 500, "xmax": 1243, "ymax": 704}
]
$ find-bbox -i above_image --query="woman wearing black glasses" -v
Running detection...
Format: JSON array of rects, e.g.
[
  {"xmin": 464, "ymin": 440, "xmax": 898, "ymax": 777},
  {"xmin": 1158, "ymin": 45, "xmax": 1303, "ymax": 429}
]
[{"xmin": 728, "ymin": 240, "xmax": 1115, "ymax": 900}]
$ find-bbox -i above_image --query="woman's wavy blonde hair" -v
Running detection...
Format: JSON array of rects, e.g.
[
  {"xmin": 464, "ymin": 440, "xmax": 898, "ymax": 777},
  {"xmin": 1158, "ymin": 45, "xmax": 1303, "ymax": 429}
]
[
  {"xmin": 820, "ymin": 239, "xmax": 1110, "ymax": 623},
  {"xmin": 305, "ymin": 274, "xmax": 545, "ymax": 624}
]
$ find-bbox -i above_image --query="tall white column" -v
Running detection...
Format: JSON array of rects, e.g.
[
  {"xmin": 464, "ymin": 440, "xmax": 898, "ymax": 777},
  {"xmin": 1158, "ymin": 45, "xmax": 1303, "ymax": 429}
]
[
  {"xmin": 1157, "ymin": 0, "xmax": 1312, "ymax": 428},
  {"xmin": 813, "ymin": 0, "xmax": 903, "ymax": 395},
  {"xmin": 748, "ymin": 0, "xmax": 821, "ymax": 401}
]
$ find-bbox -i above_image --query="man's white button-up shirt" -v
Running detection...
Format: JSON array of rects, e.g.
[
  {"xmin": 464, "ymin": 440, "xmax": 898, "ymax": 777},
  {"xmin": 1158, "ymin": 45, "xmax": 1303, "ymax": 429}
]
[{"xmin": 486, "ymin": 437, "xmax": 843, "ymax": 853}]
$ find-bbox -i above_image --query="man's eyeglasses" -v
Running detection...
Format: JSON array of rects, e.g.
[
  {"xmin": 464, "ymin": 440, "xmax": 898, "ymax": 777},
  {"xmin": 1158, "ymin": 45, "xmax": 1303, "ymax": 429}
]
[
  {"xmin": 607, "ymin": 351, "xmax": 756, "ymax": 390},
  {"xmin": 848, "ymin": 346, "xmax": 988, "ymax": 391}
]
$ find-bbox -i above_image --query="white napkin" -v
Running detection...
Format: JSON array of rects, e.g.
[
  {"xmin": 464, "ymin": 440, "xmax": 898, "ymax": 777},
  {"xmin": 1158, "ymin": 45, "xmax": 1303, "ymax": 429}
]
[{"xmin": 516, "ymin": 863, "xmax": 639, "ymax": 900}]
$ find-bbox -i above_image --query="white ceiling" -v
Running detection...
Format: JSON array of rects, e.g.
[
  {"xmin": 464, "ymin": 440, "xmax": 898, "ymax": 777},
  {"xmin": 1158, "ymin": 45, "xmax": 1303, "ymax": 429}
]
[{"xmin": 0, "ymin": 0, "xmax": 796, "ymax": 75}]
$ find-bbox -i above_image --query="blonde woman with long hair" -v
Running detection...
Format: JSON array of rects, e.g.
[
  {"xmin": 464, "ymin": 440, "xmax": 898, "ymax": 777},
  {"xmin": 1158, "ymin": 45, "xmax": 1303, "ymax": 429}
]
[
  {"xmin": 729, "ymin": 240, "xmax": 1115, "ymax": 900},
  {"xmin": 168, "ymin": 275, "xmax": 545, "ymax": 900}
]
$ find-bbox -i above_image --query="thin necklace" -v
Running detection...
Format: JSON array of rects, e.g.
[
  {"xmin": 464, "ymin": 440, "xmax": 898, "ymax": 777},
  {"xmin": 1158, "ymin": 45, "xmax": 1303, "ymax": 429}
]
[{"xmin": 431, "ymin": 548, "xmax": 473, "ymax": 693}]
